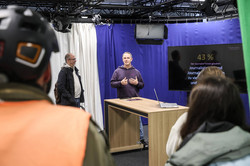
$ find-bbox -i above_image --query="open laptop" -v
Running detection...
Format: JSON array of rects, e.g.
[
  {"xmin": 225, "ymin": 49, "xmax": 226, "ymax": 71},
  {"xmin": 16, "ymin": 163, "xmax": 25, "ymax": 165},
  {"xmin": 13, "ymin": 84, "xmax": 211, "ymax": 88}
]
[{"xmin": 154, "ymin": 88, "xmax": 178, "ymax": 108}]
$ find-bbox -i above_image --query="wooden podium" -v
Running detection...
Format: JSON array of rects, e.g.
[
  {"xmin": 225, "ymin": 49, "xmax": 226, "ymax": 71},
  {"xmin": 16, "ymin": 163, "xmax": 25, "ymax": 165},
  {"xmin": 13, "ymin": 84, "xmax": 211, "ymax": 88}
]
[{"xmin": 104, "ymin": 97, "xmax": 188, "ymax": 166}]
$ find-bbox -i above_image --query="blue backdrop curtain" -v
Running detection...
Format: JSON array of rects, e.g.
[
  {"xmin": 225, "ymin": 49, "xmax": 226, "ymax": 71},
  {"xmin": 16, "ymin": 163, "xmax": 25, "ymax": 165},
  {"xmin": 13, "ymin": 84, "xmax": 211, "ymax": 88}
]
[{"xmin": 96, "ymin": 18, "xmax": 250, "ymax": 125}]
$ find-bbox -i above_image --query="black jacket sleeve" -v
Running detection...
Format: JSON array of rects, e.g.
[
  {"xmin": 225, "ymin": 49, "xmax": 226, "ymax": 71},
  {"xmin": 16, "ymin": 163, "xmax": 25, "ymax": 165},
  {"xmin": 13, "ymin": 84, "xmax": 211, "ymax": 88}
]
[{"xmin": 57, "ymin": 68, "xmax": 76, "ymax": 106}]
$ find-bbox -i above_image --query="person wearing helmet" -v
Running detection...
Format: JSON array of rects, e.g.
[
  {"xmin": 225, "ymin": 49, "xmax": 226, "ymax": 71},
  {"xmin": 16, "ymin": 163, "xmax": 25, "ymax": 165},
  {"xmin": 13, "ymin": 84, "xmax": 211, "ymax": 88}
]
[{"xmin": 0, "ymin": 6, "xmax": 115, "ymax": 166}]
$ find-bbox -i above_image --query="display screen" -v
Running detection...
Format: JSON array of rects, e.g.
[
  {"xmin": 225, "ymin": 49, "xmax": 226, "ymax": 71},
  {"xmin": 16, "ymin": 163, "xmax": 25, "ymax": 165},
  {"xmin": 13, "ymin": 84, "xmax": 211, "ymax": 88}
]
[
  {"xmin": 135, "ymin": 24, "xmax": 165, "ymax": 39},
  {"xmin": 168, "ymin": 43, "xmax": 247, "ymax": 93}
]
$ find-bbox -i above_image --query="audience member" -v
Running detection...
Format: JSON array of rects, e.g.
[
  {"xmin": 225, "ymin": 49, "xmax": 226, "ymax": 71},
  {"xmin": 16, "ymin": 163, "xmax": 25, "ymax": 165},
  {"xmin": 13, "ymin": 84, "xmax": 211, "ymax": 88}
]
[
  {"xmin": 110, "ymin": 52, "xmax": 147, "ymax": 147},
  {"xmin": 0, "ymin": 6, "xmax": 115, "ymax": 166},
  {"xmin": 57, "ymin": 53, "xmax": 84, "ymax": 107},
  {"xmin": 166, "ymin": 66, "xmax": 225, "ymax": 157},
  {"xmin": 166, "ymin": 76, "xmax": 250, "ymax": 166}
]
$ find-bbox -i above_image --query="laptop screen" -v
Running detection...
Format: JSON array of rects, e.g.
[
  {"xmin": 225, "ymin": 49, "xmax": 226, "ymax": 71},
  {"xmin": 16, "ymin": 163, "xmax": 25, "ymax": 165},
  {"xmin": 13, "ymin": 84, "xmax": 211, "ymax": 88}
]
[{"xmin": 154, "ymin": 88, "xmax": 160, "ymax": 103}]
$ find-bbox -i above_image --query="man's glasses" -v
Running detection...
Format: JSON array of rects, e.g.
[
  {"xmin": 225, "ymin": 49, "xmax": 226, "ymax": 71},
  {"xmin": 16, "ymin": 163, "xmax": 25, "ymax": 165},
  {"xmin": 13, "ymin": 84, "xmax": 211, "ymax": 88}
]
[{"xmin": 69, "ymin": 58, "xmax": 76, "ymax": 61}]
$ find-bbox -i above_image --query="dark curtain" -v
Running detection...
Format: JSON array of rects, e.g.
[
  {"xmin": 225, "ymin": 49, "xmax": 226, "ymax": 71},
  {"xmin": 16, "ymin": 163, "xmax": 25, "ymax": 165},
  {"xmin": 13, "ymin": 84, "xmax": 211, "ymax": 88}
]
[{"xmin": 96, "ymin": 18, "xmax": 250, "ymax": 125}]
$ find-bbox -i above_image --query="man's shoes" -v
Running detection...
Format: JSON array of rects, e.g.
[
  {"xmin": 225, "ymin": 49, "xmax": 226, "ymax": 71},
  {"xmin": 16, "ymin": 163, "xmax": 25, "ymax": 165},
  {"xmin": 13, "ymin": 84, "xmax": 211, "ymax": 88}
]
[{"xmin": 140, "ymin": 139, "xmax": 148, "ymax": 150}]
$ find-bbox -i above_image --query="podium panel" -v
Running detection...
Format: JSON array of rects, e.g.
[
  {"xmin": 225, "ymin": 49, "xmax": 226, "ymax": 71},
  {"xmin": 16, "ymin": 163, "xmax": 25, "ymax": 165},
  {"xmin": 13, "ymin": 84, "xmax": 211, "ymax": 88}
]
[
  {"xmin": 105, "ymin": 97, "xmax": 188, "ymax": 166},
  {"xmin": 108, "ymin": 105, "xmax": 142, "ymax": 152}
]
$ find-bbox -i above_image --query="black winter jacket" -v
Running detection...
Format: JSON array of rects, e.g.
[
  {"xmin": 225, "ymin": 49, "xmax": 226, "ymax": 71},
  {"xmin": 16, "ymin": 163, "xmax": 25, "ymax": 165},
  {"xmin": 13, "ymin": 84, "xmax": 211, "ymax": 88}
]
[{"xmin": 57, "ymin": 66, "xmax": 84, "ymax": 106}]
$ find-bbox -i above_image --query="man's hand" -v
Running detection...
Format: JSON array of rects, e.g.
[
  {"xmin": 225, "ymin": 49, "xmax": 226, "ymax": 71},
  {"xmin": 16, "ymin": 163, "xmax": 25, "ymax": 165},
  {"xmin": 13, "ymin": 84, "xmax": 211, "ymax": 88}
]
[
  {"xmin": 129, "ymin": 76, "xmax": 138, "ymax": 85},
  {"xmin": 121, "ymin": 77, "xmax": 128, "ymax": 85}
]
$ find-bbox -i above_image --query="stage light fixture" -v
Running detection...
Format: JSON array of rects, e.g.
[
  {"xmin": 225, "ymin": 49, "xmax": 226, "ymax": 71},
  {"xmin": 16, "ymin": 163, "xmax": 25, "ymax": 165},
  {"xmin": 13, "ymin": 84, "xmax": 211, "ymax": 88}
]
[
  {"xmin": 92, "ymin": 14, "xmax": 102, "ymax": 24},
  {"xmin": 52, "ymin": 16, "xmax": 72, "ymax": 33}
]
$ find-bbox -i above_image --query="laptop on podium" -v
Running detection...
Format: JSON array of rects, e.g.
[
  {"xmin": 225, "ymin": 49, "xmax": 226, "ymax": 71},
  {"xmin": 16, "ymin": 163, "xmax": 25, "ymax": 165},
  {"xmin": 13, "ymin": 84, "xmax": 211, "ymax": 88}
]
[{"xmin": 154, "ymin": 88, "xmax": 178, "ymax": 108}]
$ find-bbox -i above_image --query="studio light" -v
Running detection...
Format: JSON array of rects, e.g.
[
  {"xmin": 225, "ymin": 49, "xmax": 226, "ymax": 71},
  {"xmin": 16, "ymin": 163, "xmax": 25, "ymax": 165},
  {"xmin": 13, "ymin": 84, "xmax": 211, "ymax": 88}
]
[
  {"xmin": 197, "ymin": 0, "xmax": 237, "ymax": 16},
  {"xmin": 52, "ymin": 16, "xmax": 72, "ymax": 33},
  {"xmin": 211, "ymin": 2, "xmax": 237, "ymax": 13},
  {"xmin": 92, "ymin": 14, "xmax": 102, "ymax": 24}
]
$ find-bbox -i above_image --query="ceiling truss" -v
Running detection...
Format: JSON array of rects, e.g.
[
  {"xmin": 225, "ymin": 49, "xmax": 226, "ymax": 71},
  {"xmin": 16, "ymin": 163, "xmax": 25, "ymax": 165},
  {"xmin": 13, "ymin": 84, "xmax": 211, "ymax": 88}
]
[{"xmin": 0, "ymin": 0, "xmax": 238, "ymax": 24}]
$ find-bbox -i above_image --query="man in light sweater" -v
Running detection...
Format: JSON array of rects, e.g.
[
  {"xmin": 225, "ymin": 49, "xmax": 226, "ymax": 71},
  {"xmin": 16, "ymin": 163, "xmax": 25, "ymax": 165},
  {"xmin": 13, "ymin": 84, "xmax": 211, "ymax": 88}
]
[{"xmin": 57, "ymin": 53, "xmax": 84, "ymax": 107}]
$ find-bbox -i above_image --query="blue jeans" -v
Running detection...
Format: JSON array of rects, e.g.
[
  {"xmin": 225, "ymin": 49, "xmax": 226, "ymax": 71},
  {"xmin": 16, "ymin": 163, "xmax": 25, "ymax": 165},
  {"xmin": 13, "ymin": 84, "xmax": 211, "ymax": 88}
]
[
  {"xmin": 139, "ymin": 117, "xmax": 144, "ymax": 140},
  {"xmin": 74, "ymin": 98, "xmax": 81, "ymax": 108}
]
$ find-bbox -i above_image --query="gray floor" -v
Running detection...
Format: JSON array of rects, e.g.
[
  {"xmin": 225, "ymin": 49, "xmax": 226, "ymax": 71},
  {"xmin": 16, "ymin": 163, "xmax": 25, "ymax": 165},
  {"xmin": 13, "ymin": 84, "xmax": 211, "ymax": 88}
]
[{"xmin": 112, "ymin": 125, "xmax": 149, "ymax": 166}]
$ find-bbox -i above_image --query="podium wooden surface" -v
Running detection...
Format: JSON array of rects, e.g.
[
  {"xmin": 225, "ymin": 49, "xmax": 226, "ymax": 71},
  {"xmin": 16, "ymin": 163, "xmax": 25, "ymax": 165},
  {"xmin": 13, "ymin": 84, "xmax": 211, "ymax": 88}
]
[{"xmin": 104, "ymin": 97, "xmax": 188, "ymax": 166}]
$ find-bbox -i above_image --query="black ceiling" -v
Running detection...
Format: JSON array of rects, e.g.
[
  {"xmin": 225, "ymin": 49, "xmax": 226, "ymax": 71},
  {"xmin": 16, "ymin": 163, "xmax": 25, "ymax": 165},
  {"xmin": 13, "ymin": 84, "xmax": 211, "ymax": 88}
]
[{"xmin": 0, "ymin": 0, "xmax": 238, "ymax": 24}]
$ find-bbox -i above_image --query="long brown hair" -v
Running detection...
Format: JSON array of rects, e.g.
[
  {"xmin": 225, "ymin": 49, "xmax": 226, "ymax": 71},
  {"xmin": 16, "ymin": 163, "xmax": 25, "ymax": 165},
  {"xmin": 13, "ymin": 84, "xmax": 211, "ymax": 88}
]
[
  {"xmin": 197, "ymin": 66, "xmax": 225, "ymax": 83},
  {"xmin": 181, "ymin": 76, "xmax": 247, "ymax": 139}
]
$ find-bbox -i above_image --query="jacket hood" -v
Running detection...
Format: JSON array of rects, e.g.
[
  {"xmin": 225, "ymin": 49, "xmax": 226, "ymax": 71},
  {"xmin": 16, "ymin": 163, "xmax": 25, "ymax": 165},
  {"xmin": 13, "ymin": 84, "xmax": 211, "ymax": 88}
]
[
  {"xmin": 167, "ymin": 122, "xmax": 250, "ymax": 166},
  {"xmin": 118, "ymin": 65, "xmax": 135, "ymax": 70},
  {"xmin": 62, "ymin": 63, "xmax": 78, "ymax": 72},
  {"xmin": 62, "ymin": 63, "xmax": 71, "ymax": 68},
  {"xmin": 0, "ymin": 83, "xmax": 53, "ymax": 103}
]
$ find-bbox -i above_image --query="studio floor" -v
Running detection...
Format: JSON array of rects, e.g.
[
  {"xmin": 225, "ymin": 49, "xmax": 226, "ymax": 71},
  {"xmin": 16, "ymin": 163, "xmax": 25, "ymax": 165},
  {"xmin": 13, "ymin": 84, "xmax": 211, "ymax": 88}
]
[{"xmin": 112, "ymin": 125, "xmax": 149, "ymax": 166}]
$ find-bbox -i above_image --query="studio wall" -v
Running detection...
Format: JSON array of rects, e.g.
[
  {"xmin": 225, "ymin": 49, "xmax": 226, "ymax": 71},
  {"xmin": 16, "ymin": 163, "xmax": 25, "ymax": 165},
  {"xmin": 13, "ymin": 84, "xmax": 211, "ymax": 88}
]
[{"xmin": 96, "ymin": 18, "xmax": 250, "ymax": 125}]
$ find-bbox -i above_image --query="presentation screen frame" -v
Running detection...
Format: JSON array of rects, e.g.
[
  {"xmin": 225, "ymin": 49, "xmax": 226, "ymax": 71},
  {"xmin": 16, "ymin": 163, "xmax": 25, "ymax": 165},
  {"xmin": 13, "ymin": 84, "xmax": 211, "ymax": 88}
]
[{"xmin": 168, "ymin": 43, "xmax": 247, "ymax": 93}]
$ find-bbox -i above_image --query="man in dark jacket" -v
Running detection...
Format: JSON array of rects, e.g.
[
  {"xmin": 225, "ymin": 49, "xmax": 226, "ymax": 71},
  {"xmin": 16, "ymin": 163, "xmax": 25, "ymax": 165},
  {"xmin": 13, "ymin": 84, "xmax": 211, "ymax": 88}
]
[{"xmin": 57, "ymin": 53, "xmax": 84, "ymax": 107}]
